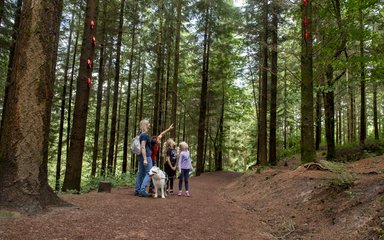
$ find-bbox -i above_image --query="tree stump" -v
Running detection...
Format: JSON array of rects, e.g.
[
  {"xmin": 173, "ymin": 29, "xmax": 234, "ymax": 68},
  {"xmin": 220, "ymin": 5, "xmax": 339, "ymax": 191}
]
[{"xmin": 98, "ymin": 181, "xmax": 112, "ymax": 193}]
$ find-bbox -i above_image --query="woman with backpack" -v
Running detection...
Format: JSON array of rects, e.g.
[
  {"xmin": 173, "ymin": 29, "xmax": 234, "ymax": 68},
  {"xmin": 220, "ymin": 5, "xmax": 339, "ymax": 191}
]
[{"xmin": 134, "ymin": 119, "xmax": 153, "ymax": 197}]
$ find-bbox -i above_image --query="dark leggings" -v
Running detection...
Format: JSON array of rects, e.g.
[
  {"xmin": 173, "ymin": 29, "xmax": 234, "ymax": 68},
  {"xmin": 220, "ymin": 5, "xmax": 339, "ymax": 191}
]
[{"xmin": 179, "ymin": 169, "xmax": 190, "ymax": 191}]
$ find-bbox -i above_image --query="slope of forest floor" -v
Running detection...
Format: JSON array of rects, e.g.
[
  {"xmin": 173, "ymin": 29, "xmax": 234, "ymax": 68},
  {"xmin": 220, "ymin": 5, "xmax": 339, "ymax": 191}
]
[
  {"xmin": 222, "ymin": 154, "xmax": 384, "ymax": 239},
  {"xmin": 1, "ymin": 155, "xmax": 384, "ymax": 239}
]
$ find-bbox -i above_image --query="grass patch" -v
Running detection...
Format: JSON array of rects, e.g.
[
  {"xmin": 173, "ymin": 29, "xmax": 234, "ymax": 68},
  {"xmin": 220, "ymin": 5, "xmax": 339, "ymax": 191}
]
[
  {"xmin": 329, "ymin": 172, "xmax": 357, "ymax": 190},
  {"xmin": 58, "ymin": 173, "xmax": 136, "ymax": 194},
  {"xmin": 0, "ymin": 209, "xmax": 20, "ymax": 219}
]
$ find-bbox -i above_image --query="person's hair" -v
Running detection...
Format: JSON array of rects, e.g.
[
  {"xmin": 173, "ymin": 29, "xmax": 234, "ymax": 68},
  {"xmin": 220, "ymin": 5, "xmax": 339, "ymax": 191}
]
[
  {"xmin": 162, "ymin": 138, "xmax": 175, "ymax": 156},
  {"xmin": 179, "ymin": 141, "xmax": 189, "ymax": 151},
  {"xmin": 140, "ymin": 119, "xmax": 150, "ymax": 131},
  {"xmin": 151, "ymin": 136, "xmax": 157, "ymax": 146}
]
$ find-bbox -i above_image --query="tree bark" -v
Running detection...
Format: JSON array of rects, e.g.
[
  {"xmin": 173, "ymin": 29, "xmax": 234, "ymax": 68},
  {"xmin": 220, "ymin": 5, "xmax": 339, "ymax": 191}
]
[
  {"xmin": 323, "ymin": 66, "xmax": 336, "ymax": 159},
  {"xmin": 300, "ymin": 0, "xmax": 316, "ymax": 163},
  {"xmin": 315, "ymin": 90, "xmax": 322, "ymax": 150},
  {"xmin": 373, "ymin": 81, "xmax": 379, "ymax": 140},
  {"xmin": 359, "ymin": 7, "xmax": 366, "ymax": 146},
  {"xmin": 122, "ymin": 0, "xmax": 138, "ymax": 173},
  {"xmin": 91, "ymin": 0, "xmax": 107, "ymax": 177},
  {"xmin": 196, "ymin": 3, "xmax": 210, "ymax": 176},
  {"xmin": 67, "ymin": 3, "xmax": 82, "ymax": 161},
  {"xmin": 62, "ymin": 0, "xmax": 100, "ymax": 192},
  {"xmin": 269, "ymin": 0, "xmax": 278, "ymax": 166},
  {"xmin": 101, "ymin": 48, "xmax": 113, "ymax": 176},
  {"xmin": 114, "ymin": 93, "xmax": 123, "ymax": 175},
  {"xmin": 153, "ymin": 0, "xmax": 165, "ymax": 136},
  {"xmin": 56, "ymin": 7, "xmax": 75, "ymax": 190},
  {"xmin": 322, "ymin": 0, "xmax": 346, "ymax": 160},
  {"xmin": 258, "ymin": 0, "xmax": 268, "ymax": 165},
  {"xmin": 107, "ymin": 0, "xmax": 125, "ymax": 175},
  {"xmin": 171, "ymin": 0, "xmax": 183, "ymax": 140},
  {"xmin": 0, "ymin": 0, "xmax": 64, "ymax": 212},
  {"xmin": 0, "ymin": 0, "xmax": 22, "ymax": 142}
]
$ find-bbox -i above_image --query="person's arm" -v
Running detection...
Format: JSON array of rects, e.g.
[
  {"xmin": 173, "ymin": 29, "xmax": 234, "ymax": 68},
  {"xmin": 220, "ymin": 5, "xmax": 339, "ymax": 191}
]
[
  {"xmin": 141, "ymin": 139, "xmax": 148, "ymax": 166},
  {"xmin": 178, "ymin": 152, "xmax": 182, "ymax": 173},
  {"xmin": 158, "ymin": 123, "xmax": 174, "ymax": 140},
  {"xmin": 166, "ymin": 155, "xmax": 171, "ymax": 167}
]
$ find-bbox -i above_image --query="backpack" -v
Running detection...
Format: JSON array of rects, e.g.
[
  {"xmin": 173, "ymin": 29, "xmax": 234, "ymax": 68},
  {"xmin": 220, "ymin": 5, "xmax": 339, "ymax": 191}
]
[{"xmin": 131, "ymin": 134, "xmax": 141, "ymax": 155}]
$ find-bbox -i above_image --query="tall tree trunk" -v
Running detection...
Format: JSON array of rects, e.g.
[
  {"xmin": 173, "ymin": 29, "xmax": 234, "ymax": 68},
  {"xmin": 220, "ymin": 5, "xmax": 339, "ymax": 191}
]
[
  {"xmin": 114, "ymin": 93, "xmax": 123, "ymax": 175},
  {"xmin": 0, "ymin": 0, "xmax": 22, "ymax": 142},
  {"xmin": 122, "ymin": 1, "xmax": 138, "ymax": 173},
  {"xmin": 346, "ymin": 68, "xmax": 355, "ymax": 143},
  {"xmin": 56, "ymin": 8, "xmax": 75, "ymax": 190},
  {"xmin": 324, "ymin": 0, "xmax": 346, "ymax": 160},
  {"xmin": 315, "ymin": 90, "xmax": 322, "ymax": 150},
  {"xmin": 323, "ymin": 65, "xmax": 336, "ymax": 160},
  {"xmin": 359, "ymin": 7, "xmax": 366, "ymax": 146},
  {"xmin": 101, "ymin": 48, "xmax": 113, "ymax": 176},
  {"xmin": 91, "ymin": 0, "xmax": 107, "ymax": 177},
  {"xmin": 107, "ymin": 0, "xmax": 125, "ymax": 175},
  {"xmin": 283, "ymin": 61, "xmax": 287, "ymax": 149},
  {"xmin": 132, "ymin": 49, "xmax": 142, "ymax": 172},
  {"xmin": 373, "ymin": 81, "xmax": 379, "ymax": 140},
  {"xmin": 171, "ymin": 0, "xmax": 182, "ymax": 139},
  {"xmin": 67, "ymin": 4, "xmax": 82, "ymax": 161},
  {"xmin": 153, "ymin": 0, "xmax": 165, "ymax": 135},
  {"xmin": 258, "ymin": 0, "xmax": 268, "ymax": 165},
  {"xmin": 300, "ymin": 0, "xmax": 316, "ymax": 163},
  {"xmin": 62, "ymin": 0, "xmax": 100, "ymax": 192},
  {"xmin": 196, "ymin": 3, "xmax": 210, "ymax": 176},
  {"xmin": 0, "ymin": 0, "xmax": 64, "ymax": 212},
  {"xmin": 216, "ymin": 85, "xmax": 224, "ymax": 171},
  {"xmin": 269, "ymin": 0, "xmax": 278, "ymax": 166}
]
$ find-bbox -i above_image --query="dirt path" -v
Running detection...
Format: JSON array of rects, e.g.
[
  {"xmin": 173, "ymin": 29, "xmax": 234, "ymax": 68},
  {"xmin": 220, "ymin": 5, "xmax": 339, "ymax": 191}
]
[{"xmin": 0, "ymin": 172, "xmax": 272, "ymax": 240}]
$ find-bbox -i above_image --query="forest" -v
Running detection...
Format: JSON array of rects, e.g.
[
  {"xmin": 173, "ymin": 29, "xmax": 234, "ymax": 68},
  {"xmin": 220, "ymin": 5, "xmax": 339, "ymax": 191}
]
[{"xmin": 0, "ymin": 0, "xmax": 384, "ymax": 239}]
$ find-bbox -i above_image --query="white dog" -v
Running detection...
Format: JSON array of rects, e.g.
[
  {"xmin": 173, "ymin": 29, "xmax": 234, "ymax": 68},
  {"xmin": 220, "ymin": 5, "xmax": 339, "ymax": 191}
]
[{"xmin": 149, "ymin": 166, "xmax": 167, "ymax": 198}]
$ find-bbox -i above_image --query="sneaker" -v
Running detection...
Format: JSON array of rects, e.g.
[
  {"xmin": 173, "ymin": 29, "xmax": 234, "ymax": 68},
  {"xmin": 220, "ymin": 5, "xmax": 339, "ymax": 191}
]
[
  {"xmin": 178, "ymin": 191, "xmax": 182, "ymax": 196},
  {"xmin": 139, "ymin": 191, "xmax": 151, "ymax": 197},
  {"xmin": 134, "ymin": 191, "xmax": 139, "ymax": 196},
  {"xmin": 169, "ymin": 190, "xmax": 174, "ymax": 195},
  {"xmin": 186, "ymin": 191, "xmax": 190, "ymax": 197}
]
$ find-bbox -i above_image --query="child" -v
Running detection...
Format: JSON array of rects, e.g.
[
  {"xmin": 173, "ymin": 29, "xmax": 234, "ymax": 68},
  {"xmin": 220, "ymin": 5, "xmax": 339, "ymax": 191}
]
[
  {"xmin": 148, "ymin": 123, "xmax": 174, "ymax": 194},
  {"xmin": 163, "ymin": 139, "xmax": 177, "ymax": 194},
  {"xmin": 178, "ymin": 142, "xmax": 193, "ymax": 197}
]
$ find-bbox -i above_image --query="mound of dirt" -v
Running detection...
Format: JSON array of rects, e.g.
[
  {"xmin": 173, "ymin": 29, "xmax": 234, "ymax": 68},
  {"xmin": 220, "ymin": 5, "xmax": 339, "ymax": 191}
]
[{"xmin": 221, "ymin": 156, "xmax": 384, "ymax": 239}]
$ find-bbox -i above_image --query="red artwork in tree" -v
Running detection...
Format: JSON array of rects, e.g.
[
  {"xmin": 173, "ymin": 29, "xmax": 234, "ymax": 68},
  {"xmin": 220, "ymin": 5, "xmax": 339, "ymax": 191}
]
[
  {"xmin": 87, "ymin": 77, "xmax": 92, "ymax": 88},
  {"xmin": 305, "ymin": 30, "xmax": 309, "ymax": 41},
  {"xmin": 92, "ymin": 36, "xmax": 96, "ymax": 46},
  {"xmin": 303, "ymin": 17, "xmax": 308, "ymax": 27},
  {"xmin": 304, "ymin": 0, "xmax": 308, "ymax": 6},
  {"xmin": 90, "ymin": 20, "xmax": 95, "ymax": 29},
  {"xmin": 87, "ymin": 58, "xmax": 92, "ymax": 68}
]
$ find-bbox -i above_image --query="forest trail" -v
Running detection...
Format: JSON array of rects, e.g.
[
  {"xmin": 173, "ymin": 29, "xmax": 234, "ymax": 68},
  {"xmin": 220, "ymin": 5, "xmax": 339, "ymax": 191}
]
[
  {"xmin": 0, "ymin": 172, "xmax": 272, "ymax": 240},
  {"xmin": 1, "ymin": 156, "xmax": 384, "ymax": 240}
]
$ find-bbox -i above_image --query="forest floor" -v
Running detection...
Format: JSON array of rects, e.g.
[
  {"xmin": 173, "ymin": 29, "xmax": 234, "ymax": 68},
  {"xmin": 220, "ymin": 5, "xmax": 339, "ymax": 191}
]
[{"xmin": 1, "ymin": 155, "xmax": 384, "ymax": 240}]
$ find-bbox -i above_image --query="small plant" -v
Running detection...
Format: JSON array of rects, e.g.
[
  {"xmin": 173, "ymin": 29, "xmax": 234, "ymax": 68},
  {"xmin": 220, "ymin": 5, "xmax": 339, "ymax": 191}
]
[
  {"xmin": 320, "ymin": 160, "xmax": 346, "ymax": 174},
  {"xmin": 330, "ymin": 172, "xmax": 357, "ymax": 190}
]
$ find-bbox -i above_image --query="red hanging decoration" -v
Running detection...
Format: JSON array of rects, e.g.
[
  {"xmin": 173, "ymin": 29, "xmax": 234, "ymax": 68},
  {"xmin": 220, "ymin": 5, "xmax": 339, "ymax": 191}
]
[
  {"xmin": 303, "ymin": 0, "xmax": 308, "ymax": 6},
  {"xmin": 87, "ymin": 77, "xmax": 92, "ymax": 88},
  {"xmin": 90, "ymin": 20, "xmax": 95, "ymax": 29},
  {"xmin": 303, "ymin": 17, "xmax": 308, "ymax": 27},
  {"xmin": 305, "ymin": 30, "xmax": 309, "ymax": 41},
  {"xmin": 87, "ymin": 58, "xmax": 92, "ymax": 68},
  {"xmin": 92, "ymin": 36, "xmax": 96, "ymax": 46}
]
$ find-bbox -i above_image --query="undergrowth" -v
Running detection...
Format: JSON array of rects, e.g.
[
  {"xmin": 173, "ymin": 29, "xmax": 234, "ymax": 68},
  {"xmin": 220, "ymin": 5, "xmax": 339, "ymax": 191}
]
[{"xmin": 59, "ymin": 173, "xmax": 136, "ymax": 194}]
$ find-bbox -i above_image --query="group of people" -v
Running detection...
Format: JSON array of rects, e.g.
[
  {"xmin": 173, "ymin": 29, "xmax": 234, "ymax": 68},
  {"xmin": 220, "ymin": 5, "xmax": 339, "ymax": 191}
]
[{"xmin": 134, "ymin": 119, "xmax": 193, "ymax": 198}]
